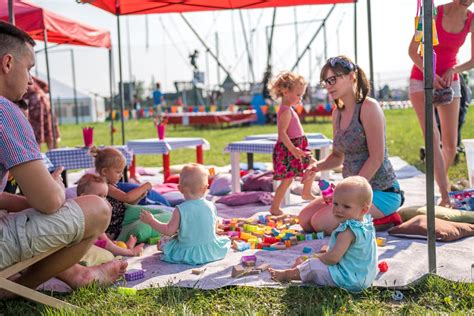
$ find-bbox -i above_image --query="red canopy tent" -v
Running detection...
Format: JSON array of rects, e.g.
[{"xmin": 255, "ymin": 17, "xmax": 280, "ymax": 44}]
[
  {"xmin": 82, "ymin": 0, "xmax": 353, "ymax": 15},
  {"xmin": 1, "ymin": 0, "xmax": 116, "ymax": 145}
]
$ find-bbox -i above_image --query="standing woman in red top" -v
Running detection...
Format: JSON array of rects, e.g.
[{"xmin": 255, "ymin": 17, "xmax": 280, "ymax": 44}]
[{"xmin": 408, "ymin": 0, "xmax": 474, "ymax": 206}]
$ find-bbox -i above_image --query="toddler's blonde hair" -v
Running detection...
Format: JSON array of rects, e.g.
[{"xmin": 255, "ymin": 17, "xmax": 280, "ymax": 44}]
[
  {"xmin": 77, "ymin": 174, "xmax": 107, "ymax": 196},
  {"xmin": 267, "ymin": 71, "xmax": 307, "ymax": 101},
  {"xmin": 90, "ymin": 146, "xmax": 126, "ymax": 172},
  {"xmin": 179, "ymin": 163, "xmax": 208, "ymax": 196},
  {"xmin": 336, "ymin": 176, "xmax": 373, "ymax": 207}
]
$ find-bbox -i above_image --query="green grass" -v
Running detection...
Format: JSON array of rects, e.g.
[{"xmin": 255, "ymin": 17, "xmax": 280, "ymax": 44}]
[{"xmin": 3, "ymin": 108, "xmax": 474, "ymax": 314}]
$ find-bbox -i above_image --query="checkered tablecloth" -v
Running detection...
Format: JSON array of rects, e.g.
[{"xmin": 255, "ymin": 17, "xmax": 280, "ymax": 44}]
[
  {"xmin": 244, "ymin": 133, "xmax": 326, "ymax": 141},
  {"xmin": 45, "ymin": 146, "xmax": 133, "ymax": 171},
  {"xmin": 224, "ymin": 138, "xmax": 332, "ymax": 154},
  {"xmin": 126, "ymin": 137, "xmax": 210, "ymax": 155},
  {"xmin": 41, "ymin": 153, "xmax": 55, "ymax": 172}
]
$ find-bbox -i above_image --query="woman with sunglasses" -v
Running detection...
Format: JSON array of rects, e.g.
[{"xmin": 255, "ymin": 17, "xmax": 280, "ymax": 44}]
[
  {"xmin": 409, "ymin": 0, "xmax": 474, "ymax": 207},
  {"xmin": 298, "ymin": 56, "xmax": 403, "ymax": 234}
]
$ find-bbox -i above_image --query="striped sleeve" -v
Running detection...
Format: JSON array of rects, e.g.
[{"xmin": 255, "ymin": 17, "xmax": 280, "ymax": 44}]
[{"xmin": 0, "ymin": 97, "xmax": 42, "ymax": 170}]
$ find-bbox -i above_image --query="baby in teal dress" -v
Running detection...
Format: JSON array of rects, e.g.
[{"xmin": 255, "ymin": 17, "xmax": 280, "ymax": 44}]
[
  {"xmin": 269, "ymin": 176, "xmax": 378, "ymax": 292},
  {"xmin": 140, "ymin": 164, "xmax": 230, "ymax": 265}
]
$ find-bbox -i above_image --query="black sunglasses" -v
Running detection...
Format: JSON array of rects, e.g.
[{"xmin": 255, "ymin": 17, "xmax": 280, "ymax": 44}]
[{"xmin": 320, "ymin": 74, "xmax": 344, "ymax": 88}]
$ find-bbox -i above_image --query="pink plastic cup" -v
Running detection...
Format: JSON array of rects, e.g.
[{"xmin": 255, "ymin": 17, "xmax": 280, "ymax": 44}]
[
  {"xmin": 157, "ymin": 124, "xmax": 166, "ymax": 140},
  {"xmin": 82, "ymin": 127, "xmax": 94, "ymax": 147}
]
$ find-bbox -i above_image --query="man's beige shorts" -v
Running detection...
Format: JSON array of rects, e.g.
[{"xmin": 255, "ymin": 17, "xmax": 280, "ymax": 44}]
[{"xmin": 0, "ymin": 199, "xmax": 85, "ymax": 270}]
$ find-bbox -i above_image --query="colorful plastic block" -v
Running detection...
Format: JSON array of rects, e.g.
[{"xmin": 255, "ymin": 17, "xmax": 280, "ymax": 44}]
[
  {"xmin": 316, "ymin": 231, "xmax": 325, "ymax": 240},
  {"xmin": 117, "ymin": 287, "xmax": 137, "ymax": 295},
  {"xmin": 303, "ymin": 247, "xmax": 312, "ymax": 254},
  {"xmin": 305, "ymin": 234, "xmax": 313, "ymax": 241},
  {"xmin": 125, "ymin": 269, "xmax": 145, "ymax": 282}
]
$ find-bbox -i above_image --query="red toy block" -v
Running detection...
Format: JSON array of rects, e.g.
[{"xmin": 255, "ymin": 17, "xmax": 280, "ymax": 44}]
[{"xmin": 378, "ymin": 261, "xmax": 388, "ymax": 272}]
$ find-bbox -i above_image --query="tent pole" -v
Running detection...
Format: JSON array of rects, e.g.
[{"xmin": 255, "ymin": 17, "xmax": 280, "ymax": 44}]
[
  {"xmin": 291, "ymin": 5, "xmax": 335, "ymax": 71},
  {"xmin": 239, "ymin": 10, "xmax": 255, "ymax": 83},
  {"xmin": 366, "ymin": 0, "xmax": 375, "ymax": 96},
  {"xmin": 43, "ymin": 30, "xmax": 57, "ymax": 148},
  {"xmin": 70, "ymin": 49, "xmax": 79, "ymax": 125},
  {"xmin": 8, "ymin": 0, "xmax": 14, "ymax": 24},
  {"xmin": 266, "ymin": 8, "xmax": 277, "ymax": 75},
  {"xmin": 423, "ymin": 0, "xmax": 436, "ymax": 274},
  {"xmin": 116, "ymin": 12, "xmax": 126, "ymax": 145},
  {"xmin": 354, "ymin": 0, "xmax": 357, "ymax": 63},
  {"xmin": 108, "ymin": 49, "xmax": 115, "ymax": 145}
]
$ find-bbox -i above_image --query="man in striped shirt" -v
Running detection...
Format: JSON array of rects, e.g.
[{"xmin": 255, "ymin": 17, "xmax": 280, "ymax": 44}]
[{"xmin": 0, "ymin": 21, "xmax": 126, "ymax": 299}]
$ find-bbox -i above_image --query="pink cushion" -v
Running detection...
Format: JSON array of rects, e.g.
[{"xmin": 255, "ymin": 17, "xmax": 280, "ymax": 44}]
[
  {"xmin": 216, "ymin": 191, "xmax": 273, "ymax": 206},
  {"xmin": 152, "ymin": 183, "xmax": 179, "ymax": 194},
  {"xmin": 242, "ymin": 171, "xmax": 274, "ymax": 192}
]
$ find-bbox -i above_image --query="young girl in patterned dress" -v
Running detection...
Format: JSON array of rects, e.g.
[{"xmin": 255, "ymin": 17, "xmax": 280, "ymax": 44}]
[
  {"xmin": 90, "ymin": 147, "xmax": 152, "ymax": 239},
  {"xmin": 268, "ymin": 71, "xmax": 316, "ymax": 215}
]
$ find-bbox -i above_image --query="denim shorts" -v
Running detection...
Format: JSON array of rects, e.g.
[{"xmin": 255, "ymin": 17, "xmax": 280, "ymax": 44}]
[
  {"xmin": 372, "ymin": 182, "xmax": 403, "ymax": 216},
  {"xmin": 409, "ymin": 79, "xmax": 461, "ymax": 98},
  {"xmin": 0, "ymin": 199, "xmax": 85, "ymax": 270}
]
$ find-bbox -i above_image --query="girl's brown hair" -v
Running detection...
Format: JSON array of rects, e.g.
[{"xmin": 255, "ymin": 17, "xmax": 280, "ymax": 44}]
[
  {"xmin": 320, "ymin": 55, "xmax": 370, "ymax": 109},
  {"xmin": 89, "ymin": 146, "xmax": 126, "ymax": 172},
  {"xmin": 267, "ymin": 71, "xmax": 307, "ymax": 101}
]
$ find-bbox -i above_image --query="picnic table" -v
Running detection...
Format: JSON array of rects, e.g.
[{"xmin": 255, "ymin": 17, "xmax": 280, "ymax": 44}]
[
  {"xmin": 224, "ymin": 138, "xmax": 332, "ymax": 195},
  {"xmin": 126, "ymin": 137, "xmax": 210, "ymax": 181},
  {"xmin": 45, "ymin": 146, "xmax": 133, "ymax": 186}
]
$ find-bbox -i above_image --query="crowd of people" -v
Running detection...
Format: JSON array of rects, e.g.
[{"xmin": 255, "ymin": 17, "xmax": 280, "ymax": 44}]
[{"xmin": 1, "ymin": 0, "xmax": 473, "ymax": 302}]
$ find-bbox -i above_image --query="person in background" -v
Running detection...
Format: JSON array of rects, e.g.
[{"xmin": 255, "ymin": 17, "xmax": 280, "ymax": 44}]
[{"xmin": 408, "ymin": 0, "xmax": 474, "ymax": 205}]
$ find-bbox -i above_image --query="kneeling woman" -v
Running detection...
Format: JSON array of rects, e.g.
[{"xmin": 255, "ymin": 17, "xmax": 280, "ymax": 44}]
[{"xmin": 299, "ymin": 56, "xmax": 403, "ymax": 234}]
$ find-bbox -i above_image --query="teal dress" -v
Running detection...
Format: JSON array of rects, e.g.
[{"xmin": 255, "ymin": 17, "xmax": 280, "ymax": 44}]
[
  {"xmin": 162, "ymin": 198, "xmax": 230, "ymax": 265},
  {"xmin": 327, "ymin": 215, "xmax": 377, "ymax": 292}
]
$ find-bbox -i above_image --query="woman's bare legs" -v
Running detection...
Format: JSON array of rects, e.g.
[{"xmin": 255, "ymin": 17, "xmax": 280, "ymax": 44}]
[
  {"xmin": 437, "ymin": 97, "xmax": 460, "ymax": 172},
  {"xmin": 269, "ymin": 178, "xmax": 293, "ymax": 215},
  {"xmin": 410, "ymin": 92, "xmax": 450, "ymax": 205},
  {"xmin": 299, "ymin": 199, "xmax": 387, "ymax": 235}
]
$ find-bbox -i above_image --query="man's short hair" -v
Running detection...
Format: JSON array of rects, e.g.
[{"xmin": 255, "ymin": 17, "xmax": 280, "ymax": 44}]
[{"xmin": 0, "ymin": 21, "xmax": 36, "ymax": 58}]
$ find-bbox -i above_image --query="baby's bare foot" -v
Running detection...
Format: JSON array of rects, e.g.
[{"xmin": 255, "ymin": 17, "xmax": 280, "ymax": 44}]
[
  {"xmin": 126, "ymin": 235, "xmax": 137, "ymax": 249},
  {"xmin": 301, "ymin": 193, "xmax": 317, "ymax": 201},
  {"xmin": 268, "ymin": 268, "xmax": 291, "ymax": 282}
]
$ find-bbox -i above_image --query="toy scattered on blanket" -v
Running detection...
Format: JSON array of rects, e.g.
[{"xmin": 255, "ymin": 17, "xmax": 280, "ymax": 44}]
[
  {"xmin": 448, "ymin": 188, "xmax": 474, "ymax": 211},
  {"xmin": 221, "ymin": 214, "xmax": 326, "ymax": 252},
  {"xmin": 231, "ymin": 256, "xmax": 270, "ymax": 278},
  {"xmin": 125, "ymin": 269, "xmax": 145, "ymax": 282}
]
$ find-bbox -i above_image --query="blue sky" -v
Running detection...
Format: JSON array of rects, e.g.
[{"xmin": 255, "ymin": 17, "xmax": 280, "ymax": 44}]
[{"xmin": 29, "ymin": 0, "xmax": 471, "ymax": 97}]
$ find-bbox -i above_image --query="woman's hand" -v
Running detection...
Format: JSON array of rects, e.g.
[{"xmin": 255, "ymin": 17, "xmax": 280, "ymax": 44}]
[
  {"xmin": 441, "ymin": 68, "xmax": 456, "ymax": 88},
  {"xmin": 301, "ymin": 162, "xmax": 319, "ymax": 184},
  {"xmin": 434, "ymin": 74, "xmax": 447, "ymax": 89},
  {"xmin": 139, "ymin": 210, "xmax": 154, "ymax": 224}
]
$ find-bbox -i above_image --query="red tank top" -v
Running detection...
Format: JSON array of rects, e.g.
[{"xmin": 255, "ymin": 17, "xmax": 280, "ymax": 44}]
[{"xmin": 410, "ymin": 5, "xmax": 473, "ymax": 81}]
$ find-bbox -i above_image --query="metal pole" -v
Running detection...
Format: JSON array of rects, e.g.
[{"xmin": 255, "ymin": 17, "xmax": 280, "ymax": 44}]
[
  {"xmin": 116, "ymin": 12, "xmax": 126, "ymax": 144},
  {"xmin": 266, "ymin": 8, "xmax": 277, "ymax": 73},
  {"xmin": 293, "ymin": 7, "xmax": 299, "ymax": 72},
  {"xmin": 8, "ymin": 0, "xmax": 14, "ymax": 25},
  {"xmin": 422, "ymin": 0, "xmax": 436, "ymax": 274},
  {"xmin": 43, "ymin": 30, "xmax": 57, "ymax": 148},
  {"xmin": 239, "ymin": 10, "xmax": 255, "ymax": 83},
  {"xmin": 367, "ymin": 0, "xmax": 375, "ymax": 96},
  {"xmin": 291, "ymin": 5, "xmax": 336, "ymax": 71},
  {"xmin": 215, "ymin": 32, "xmax": 220, "ymax": 85},
  {"xmin": 108, "ymin": 49, "xmax": 115, "ymax": 145},
  {"xmin": 354, "ymin": 1, "xmax": 357, "ymax": 63},
  {"xmin": 323, "ymin": 22, "xmax": 327, "ymax": 61},
  {"xmin": 70, "ymin": 50, "xmax": 79, "ymax": 125}
]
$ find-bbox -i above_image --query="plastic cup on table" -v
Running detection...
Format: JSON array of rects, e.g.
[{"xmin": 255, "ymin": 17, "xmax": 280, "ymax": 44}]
[
  {"xmin": 157, "ymin": 124, "xmax": 166, "ymax": 140},
  {"xmin": 82, "ymin": 127, "xmax": 94, "ymax": 147}
]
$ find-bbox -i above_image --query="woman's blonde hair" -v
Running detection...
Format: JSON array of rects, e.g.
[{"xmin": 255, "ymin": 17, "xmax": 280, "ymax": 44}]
[
  {"xmin": 267, "ymin": 71, "xmax": 307, "ymax": 101},
  {"xmin": 89, "ymin": 146, "xmax": 126, "ymax": 172},
  {"xmin": 320, "ymin": 55, "xmax": 370, "ymax": 109}
]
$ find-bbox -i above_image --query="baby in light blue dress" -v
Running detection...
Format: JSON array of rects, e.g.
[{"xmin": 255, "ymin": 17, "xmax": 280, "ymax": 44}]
[
  {"xmin": 269, "ymin": 176, "xmax": 378, "ymax": 292},
  {"xmin": 140, "ymin": 163, "xmax": 230, "ymax": 265}
]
